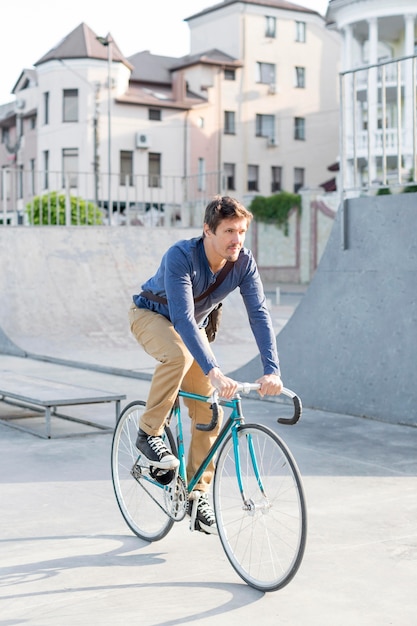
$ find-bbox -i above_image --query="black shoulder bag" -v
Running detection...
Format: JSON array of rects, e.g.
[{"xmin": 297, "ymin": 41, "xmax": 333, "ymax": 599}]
[{"xmin": 140, "ymin": 261, "xmax": 233, "ymax": 343}]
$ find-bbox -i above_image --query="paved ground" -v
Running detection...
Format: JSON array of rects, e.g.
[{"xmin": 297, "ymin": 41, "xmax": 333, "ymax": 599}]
[
  {"xmin": 0, "ymin": 288, "xmax": 416, "ymax": 625},
  {"xmin": 1, "ymin": 332, "xmax": 416, "ymax": 625}
]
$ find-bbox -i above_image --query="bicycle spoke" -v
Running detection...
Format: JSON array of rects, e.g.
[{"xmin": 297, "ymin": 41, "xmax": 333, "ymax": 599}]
[
  {"xmin": 214, "ymin": 423, "xmax": 307, "ymax": 591},
  {"xmin": 111, "ymin": 401, "xmax": 176, "ymax": 542}
]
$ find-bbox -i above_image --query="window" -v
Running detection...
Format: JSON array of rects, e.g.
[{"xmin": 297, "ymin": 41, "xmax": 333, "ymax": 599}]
[
  {"xmin": 17, "ymin": 165, "xmax": 23, "ymax": 199},
  {"xmin": 224, "ymin": 163, "xmax": 236, "ymax": 190},
  {"xmin": 198, "ymin": 158, "xmax": 206, "ymax": 192},
  {"xmin": 294, "ymin": 117, "xmax": 305, "ymax": 140},
  {"xmin": 30, "ymin": 159, "xmax": 36, "ymax": 195},
  {"xmin": 256, "ymin": 114, "xmax": 275, "ymax": 139},
  {"xmin": 149, "ymin": 109, "xmax": 161, "ymax": 121},
  {"xmin": 256, "ymin": 62, "xmax": 276, "ymax": 84},
  {"xmin": 295, "ymin": 21, "xmax": 306, "ymax": 42},
  {"xmin": 265, "ymin": 16, "xmax": 276, "ymax": 38},
  {"xmin": 148, "ymin": 153, "xmax": 161, "ymax": 188},
  {"xmin": 63, "ymin": 89, "xmax": 78, "ymax": 122},
  {"xmin": 17, "ymin": 116, "xmax": 23, "ymax": 137},
  {"xmin": 295, "ymin": 67, "xmax": 306, "ymax": 88},
  {"xmin": 0, "ymin": 166, "xmax": 6, "ymax": 201},
  {"xmin": 294, "ymin": 167, "xmax": 304, "ymax": 193},
  {"xmin": 43, "ymin": 92, "xmax": 49, "ymax": 125},
  {"xmin": 120, "ymin": 151, "xmax": 133, "ymax": 186},
  {"xmin": 224, "ymin": 68, "xmax": 236, "ymax": 81},
  {"xmin": 29, "ymin": 116, "xmax": 36, "ymax": 130},
  {"xmin": 62, "ymin": 148, "xmax": 78, "ymax": 188},
  {"xmin": 43, "ymin": 150, "xmax": 49, "ymax": 189},
  {"xmin": 224, "ymin": 111, "xmax": 236, "ymax": 134},
  {"xmin": 247, "ymin": 165, "xmax": 259, "ymax": 192},
  {"xmin": 1, "ymin": 127, "xmax": 9, "ymax": 144},
  {"xmin": 271, "ymin": 166, "xmax": 282, "ymax": 193}
]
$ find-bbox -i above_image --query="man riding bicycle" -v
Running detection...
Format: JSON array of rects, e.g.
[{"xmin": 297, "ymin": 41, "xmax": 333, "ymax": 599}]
[{"xmin": 129, "ymin": 195, "xmax": 283, "ymax": 534}]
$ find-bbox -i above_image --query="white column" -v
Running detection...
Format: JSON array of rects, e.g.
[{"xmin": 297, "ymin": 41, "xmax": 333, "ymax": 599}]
[
  {"xmin": 342, "ymin": 25, "xmax": 355, "ymax": 192},
  {"xmin": 343, "ymin": 23, "xmax": 353, "ymax": 71},
  {"xmin": 367, "ymin": 18, "xmax": 378, "ymax": 184},
  {"xmin": 404, "ymin": 14, "xmax": 415, "ymax": 173}
]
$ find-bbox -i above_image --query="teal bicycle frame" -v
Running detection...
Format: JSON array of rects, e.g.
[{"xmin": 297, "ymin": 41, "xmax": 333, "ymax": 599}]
[
  {"xmin": 168, "ymin": 385, "xmax": 300, "ymax": 496},
  {"xmin": 171, "ymin": 390, "xmax": 245, "ymax": 494}
]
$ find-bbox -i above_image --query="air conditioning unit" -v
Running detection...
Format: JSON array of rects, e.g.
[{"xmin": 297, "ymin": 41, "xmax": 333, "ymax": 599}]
[
  {"xmin": 268, "ymin": 83, "xmax": 276, "ymax": 95},
  {"xmin": 267, "ymin": 136, "xmax": 277, "ymax": 147},
  {"xmin": 135, "ymin": 132, "xmax": 150, "ymax": 149}
]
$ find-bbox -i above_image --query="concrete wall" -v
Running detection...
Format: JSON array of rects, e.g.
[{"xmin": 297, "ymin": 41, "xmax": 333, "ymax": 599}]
[{"xmin": 0, "ymin": 226, "xmax": 200, "ymax": 362}]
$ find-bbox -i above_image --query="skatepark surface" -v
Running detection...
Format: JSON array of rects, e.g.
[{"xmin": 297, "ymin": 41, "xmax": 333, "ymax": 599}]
[
  {"xmin": 1, "ymin": 196, "xmax": 416, "ymax": 624},
  {"xmin": 1, "ymin": 287, "xmax": 416, "ymax": 625}
]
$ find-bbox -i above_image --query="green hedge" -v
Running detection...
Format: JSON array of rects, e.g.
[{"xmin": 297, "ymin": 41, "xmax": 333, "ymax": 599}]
[
  {"xmin": 26, "ymin": 192, "xmax": 103, "ymax": 225},
  {"xmin": 249, "ymin": 192, "xmax": 301, "ymax": 236}
]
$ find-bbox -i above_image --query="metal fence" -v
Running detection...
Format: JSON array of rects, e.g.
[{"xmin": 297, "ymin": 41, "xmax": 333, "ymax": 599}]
[
  {"xmin": 0, "ymin": 168, "xmax": 224, "ymax": 226},
  {"xmin": 339, "ymin": 54, "xmax": 417, "ymax": 196}
]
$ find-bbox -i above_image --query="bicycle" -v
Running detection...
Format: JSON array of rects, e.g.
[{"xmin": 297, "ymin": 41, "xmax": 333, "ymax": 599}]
[{"xmin": 111, "ymin": 383, "xmax": 307, "ymax": 592}]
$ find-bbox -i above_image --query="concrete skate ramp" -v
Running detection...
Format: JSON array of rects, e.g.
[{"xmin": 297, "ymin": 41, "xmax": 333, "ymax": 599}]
[
  {"xmin": 231, "ymin": 193, "xmax": 417, "ymax": 426},
  {"xmin": 0, "ymin": 226, "xmax": 260, "ymax": 377},
  {"xmin": 0, "ymin": 227, "xmax": 195, "ymax": 376}
]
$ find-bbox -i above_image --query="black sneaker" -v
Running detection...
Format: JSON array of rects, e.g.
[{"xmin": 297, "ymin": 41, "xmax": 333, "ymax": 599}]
[
  {"xmin": 187, "ymin": 492, "xmax": 218, "ymax": 535},
  {"xmin": 136, "ymin": 428, "xmax": 179, "ymax": 470}
]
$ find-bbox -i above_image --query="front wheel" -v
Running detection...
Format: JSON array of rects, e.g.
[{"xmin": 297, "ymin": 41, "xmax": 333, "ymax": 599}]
[
  {"xmin": 111, "ymin": 400, "xmax": 176, "ymax": 542},
  {"xmin": 213, "ymin": 424, "xmax": 307, "ymax": 592}
]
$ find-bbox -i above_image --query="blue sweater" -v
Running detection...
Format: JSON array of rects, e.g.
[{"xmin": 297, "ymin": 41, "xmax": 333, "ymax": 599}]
[{"xmin": 133, "ymin": 236, "xmax": 280, "ymax": 377}]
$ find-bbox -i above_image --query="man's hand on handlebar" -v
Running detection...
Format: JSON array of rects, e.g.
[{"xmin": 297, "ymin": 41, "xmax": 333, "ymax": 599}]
[
  {"xmin": 208, "ymin": 367, "xmax": 238, "ymax": 399},
  {"xmin": 255, "ymin": 373, "xmax": 283, "ymax": 397}
]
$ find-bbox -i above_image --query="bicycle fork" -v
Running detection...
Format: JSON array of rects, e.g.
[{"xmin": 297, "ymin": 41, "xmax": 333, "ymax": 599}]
[{"xmin": 233, "ymin": 427, "xmax": 271, "ymax": 515}]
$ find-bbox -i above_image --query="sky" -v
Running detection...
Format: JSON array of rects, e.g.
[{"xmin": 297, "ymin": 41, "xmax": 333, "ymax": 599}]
[{"xmin": 0, "ymin": 0, "xmax": 329, "ymax": 104}]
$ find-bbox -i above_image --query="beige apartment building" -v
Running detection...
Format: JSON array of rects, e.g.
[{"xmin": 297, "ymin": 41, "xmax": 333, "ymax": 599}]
[{"xmin": 0, "ymin": 0, "xmax": 341, "ymax": 226}]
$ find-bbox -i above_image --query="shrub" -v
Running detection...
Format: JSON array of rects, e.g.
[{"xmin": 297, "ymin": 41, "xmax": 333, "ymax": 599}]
[
  {"xmin": 402, "ymin": 184, "xmax": 417, "ymax": 193},
  {"xmin": 376, "ymin": 186, "xmax": 391, "ymax": 195},
  {"xmin": 26, "ymin": 191, "xmax": 103, "ymax": 225},
  {"xmin": 402, "ymin": 170, "xmax": 417, "ymax": 193},
  {"xmin": 249, "ymin": 192, "xmax": 301, "ymax": 236}
]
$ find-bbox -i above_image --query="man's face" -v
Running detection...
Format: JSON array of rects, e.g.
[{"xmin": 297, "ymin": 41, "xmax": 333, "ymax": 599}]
[{"xmin": 204, "ymin": 217, "xmax": 248, "ymax": 262}]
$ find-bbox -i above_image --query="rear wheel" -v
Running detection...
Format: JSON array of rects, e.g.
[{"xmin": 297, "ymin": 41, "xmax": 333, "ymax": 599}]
[
  {"xmin": 111, "ymin": 401, "xmax": 178, "ymax": 542},
  {"xmin": 213, "ymin": 423, "xmax": 307, "ymax": 591}
]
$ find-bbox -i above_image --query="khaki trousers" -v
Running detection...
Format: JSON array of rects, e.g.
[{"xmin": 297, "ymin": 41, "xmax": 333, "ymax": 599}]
[{"xmin": 128, "ymin": 303, "xmax": 224, "ymax": 491}]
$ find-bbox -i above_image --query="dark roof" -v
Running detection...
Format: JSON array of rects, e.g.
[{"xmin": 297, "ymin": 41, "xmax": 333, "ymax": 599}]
[
  {"xmin": 116, "ymin": 84, "xmax": 205, "ymax": 110},
  {"xmin": 12, "ymin": 68, "xmax": 37, "ymax": 95},
  {"xmin": 0, "ymin": 102, "xmax": 16, "ymax": 125},
  {"xmin": 128, "ymin": 51, "xmax": 179, "ymax": 84},
  {"xmin": 171, "ymin": 49, "xmax": 242, "ymax": 71},
  {"xmin": 34, "ymin": 23, "xmax": 133, "ymax": 70},
  {"xmin": 186, "ymin": 0, "xmax": 320, "ymax": 21},
  {"xmin": 128, "ymin": 48, "xmax": 240, "ymax": 85},
  {"xmin": 319, "ymin": 177, "xmax": 337, "ymax": 192}
]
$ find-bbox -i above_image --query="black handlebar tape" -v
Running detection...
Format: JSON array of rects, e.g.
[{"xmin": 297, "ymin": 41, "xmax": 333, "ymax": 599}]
[
  {"xmin": 278, "ymin": 394, "xmax": 302, "ymax": 425},
  {"xmin": 196, "ymin": 402, "xmax": 219, "ymax": 431}
]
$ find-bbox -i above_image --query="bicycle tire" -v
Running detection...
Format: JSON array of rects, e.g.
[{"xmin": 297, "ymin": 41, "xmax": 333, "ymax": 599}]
[
  {"xmin": 111, "ymin": 400, "xmax": 176, "ymax": 542},
  {"xmin": 213, "ymin": 423, "xmax": 307, "ymax": 592}
]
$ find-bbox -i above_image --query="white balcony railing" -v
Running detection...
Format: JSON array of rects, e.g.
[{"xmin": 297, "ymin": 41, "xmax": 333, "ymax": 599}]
[
  {"xmin": 0, "ymin": 169, "xmax": 224, "ymax": 227},
  {"xmin": 347, "ymin": 128, "xmax": 408, "ymax": 155},
  {"xmin": 340, "ymin": 55, "xmax": 417, "ymax": 194}
]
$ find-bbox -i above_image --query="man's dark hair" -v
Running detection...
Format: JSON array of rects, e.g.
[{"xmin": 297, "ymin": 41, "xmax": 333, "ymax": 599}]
[{"xmin": 204, "ymin": 195, "xmax": 253, "ymax": 234}]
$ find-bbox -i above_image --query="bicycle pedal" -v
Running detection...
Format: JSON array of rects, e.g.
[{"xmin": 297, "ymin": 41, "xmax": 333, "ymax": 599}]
[{"xmin": 149, "ymin": 465, "xmax": 176, "ymax": 485}]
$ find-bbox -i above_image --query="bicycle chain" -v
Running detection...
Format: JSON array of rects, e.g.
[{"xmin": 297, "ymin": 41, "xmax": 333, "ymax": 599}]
[{"xmin": 131, "ymin": 463, "xmax": 188, "ymax": 521}]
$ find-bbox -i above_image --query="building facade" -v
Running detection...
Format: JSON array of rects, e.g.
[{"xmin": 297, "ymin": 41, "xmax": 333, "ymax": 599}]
[
  {"xmin": 0, "ymin": 0, "xmax": 341, "ymax": 226},
  {"xmin": 327, "ymin": 0, "xmax": 417, "ymax": 193}
]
